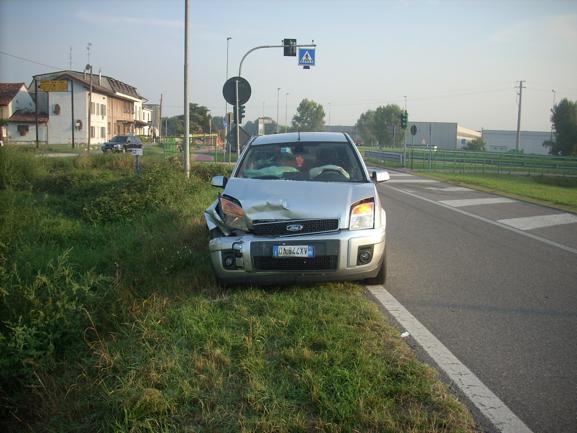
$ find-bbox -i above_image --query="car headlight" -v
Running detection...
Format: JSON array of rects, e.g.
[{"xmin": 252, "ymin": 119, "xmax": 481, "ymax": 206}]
[
  {"xmin": 350, "ymin": 198, "xmax": 374, "ymax": 230},
  {"xmin": 220, "ymin": 195, "xmax": 248, "ymax": 231}
]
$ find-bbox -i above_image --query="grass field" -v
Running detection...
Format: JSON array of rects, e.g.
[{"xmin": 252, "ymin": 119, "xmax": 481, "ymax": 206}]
[{"xmin": 0, "ymin": 147, "xmax": 479, "ymax": 433}]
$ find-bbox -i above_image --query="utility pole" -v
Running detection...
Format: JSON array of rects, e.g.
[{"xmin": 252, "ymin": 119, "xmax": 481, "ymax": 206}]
[
  {"xmin": 550, "ymin": 89, "xmax": 556, "ymax": 142},
  {"xmin": 515, "ymin": 80, "xmax": 525, "ymax": 153},
  {"xmin": 225, "ymin": 36, "xmax": 231, "ymax": 162},
  {"xmin": 276, "ymin": 87, "xmax": 281, "ymax": 133},
  {"xmin": 86, "ymin": 65, "xmax": 93, "ymax": 152},
  {"xmin": 285, "ymin": 92, "xmax": 289, "ymax": 132},
  {"xmin": 184, "ymin": 0, "xmax": 190, "ymax": 178},
  {"xmin": 159, "ymin": 93, "xmax": 163, "ymax": 140}
]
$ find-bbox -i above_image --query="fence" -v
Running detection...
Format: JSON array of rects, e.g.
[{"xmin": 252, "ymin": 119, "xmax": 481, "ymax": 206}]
[
  {"xmin": 363, "ymin": 149, "xmax": 577, "ymax": 177},
  {"xmin": 161, "ymin": 137, "xmax": 181, "ymax": 159}
]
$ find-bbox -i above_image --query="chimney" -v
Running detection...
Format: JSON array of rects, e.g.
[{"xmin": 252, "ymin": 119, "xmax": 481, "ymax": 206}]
[{"xmin": 98, "ymin": 69, "xmax": 102, "ymax": 86}]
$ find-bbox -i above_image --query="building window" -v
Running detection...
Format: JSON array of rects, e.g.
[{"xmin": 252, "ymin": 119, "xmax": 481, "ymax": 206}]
[
  {"xmin": 90, "ymin": 126, "xmax": 95, "ymax": 138},
  {"xmin": 101, "ymin": 104, "xmax": 106, "ymax": 116},
  {"xmin": 101, "ymin": 127, "xmax": 105, "ymax": 138},
  {"xmin": 17, "ymin": 125, "xmax": 29, "ymax": 136}
]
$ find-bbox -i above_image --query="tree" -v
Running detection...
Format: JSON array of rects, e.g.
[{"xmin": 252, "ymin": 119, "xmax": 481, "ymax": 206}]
[
  {"xmin": 372, "ymin": 105, "xmax": 403, "ymax": 146},
  {"xmin": 160, "ymin": 103, "xmax": 212, "ymax": 136},
  {"xmin": 355, "ymin": 105, "xmax": 403, "ymax": 147},
  {"xmin": 464, "ymin": 137, "xmax": 486, "ymax": 151},
  {"xmin": 544, "ymin": 98, "xmax": 577, "ymax": 156},
  {"xmin": 355, "ymin": 110, "xmax": 377, "ymax": 146},
  {"xmin": 292, "ymin": 99, "xmax": 325, "ymax": 132}
]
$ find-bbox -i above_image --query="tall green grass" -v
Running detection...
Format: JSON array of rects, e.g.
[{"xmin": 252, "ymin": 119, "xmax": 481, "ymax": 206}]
[{"xmin": 0, "ymin": 147, "xmax": 478, "ymax": 433}]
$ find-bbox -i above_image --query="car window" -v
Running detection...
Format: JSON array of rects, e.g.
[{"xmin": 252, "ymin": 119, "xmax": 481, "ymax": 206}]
[{"xmin": 236, "ymin": 142, "xmax": 367, "ymax": 182}]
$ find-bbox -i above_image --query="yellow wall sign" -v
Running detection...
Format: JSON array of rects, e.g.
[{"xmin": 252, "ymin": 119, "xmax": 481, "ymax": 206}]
[{"xmin": 39, "ymin": 80, "xmax": 68, "ymax": 92}]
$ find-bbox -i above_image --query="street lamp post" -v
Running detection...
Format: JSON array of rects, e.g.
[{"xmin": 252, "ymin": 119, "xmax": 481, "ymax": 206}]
[
  {"xmin": 276, "ymin": 87, "xmax": 281, "ymax": 133},
  {"xmin": 225, "ymin": 36, "xmax": 231, "ymax": 162},
  {"xmin": 85, "ymin": 64, "xmax": 93, "ymax": 152},
  {"xmin": 285, "ymin": 92, "xmax": 289, "ymax": 132}
]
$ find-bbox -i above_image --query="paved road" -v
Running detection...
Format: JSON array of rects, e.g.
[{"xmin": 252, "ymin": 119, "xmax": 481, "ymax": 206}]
[{"xmin": 376, "ymin": 171, "xmax": 577, "ymax": 433}]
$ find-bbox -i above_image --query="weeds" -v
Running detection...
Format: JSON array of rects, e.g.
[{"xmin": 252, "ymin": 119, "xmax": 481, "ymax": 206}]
[{"xmin": 0, "ymin": 147, "xmax": 478, "ymax": 433}]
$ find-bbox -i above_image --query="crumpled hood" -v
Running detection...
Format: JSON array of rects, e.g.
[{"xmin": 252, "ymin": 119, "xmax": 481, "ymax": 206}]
[{"xmin": 222, "ymin": 178, "xmax": 376, "ymax": 226}]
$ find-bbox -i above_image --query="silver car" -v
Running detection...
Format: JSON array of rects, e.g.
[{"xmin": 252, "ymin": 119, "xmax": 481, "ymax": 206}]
[{"xmin": 204, "ymin": 132, "xmax": 390, "ymax": 285}]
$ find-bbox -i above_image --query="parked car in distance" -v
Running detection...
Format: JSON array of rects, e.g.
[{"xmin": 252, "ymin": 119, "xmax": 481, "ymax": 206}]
[
  {"xmin": 101, "ymin": 135, "xmax": 143, "ymax": 153},
  {"xmin": 204, "ymin": 131, "xmax": 390, "ymax": 286}
]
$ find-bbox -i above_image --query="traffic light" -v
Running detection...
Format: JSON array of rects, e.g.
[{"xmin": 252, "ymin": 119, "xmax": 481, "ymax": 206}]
[
  {"xmin": 283, "ymin": 38, "xmax": 296, "ymax": 56},
  {"xmin": 400, "ymin": 110, "xmax": 408, "ymax": 129},
  {"xmin": 233, "ymin": 105, "xmax": 246, "ymax": 124}
]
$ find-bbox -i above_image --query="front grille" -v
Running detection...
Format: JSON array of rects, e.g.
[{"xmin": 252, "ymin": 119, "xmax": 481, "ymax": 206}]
[
  {"xmin": 253, "ymin": 256, "xmax": 338, "ymax": 271},
  {"xmin": 251, "ymin": 219, "xmax": 339, "ymax": 236}
]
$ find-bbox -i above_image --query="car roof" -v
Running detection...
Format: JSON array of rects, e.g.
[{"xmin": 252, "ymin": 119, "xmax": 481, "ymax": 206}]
[{"xmin": 249, "ymin": 132, "xmax": 349, "ymax": 146}]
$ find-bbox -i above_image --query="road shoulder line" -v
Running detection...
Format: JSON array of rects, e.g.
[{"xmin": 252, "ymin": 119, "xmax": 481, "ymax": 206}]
[{"xmin": 366, "ymin": 285, "xmax": 533, "ymax": 433}]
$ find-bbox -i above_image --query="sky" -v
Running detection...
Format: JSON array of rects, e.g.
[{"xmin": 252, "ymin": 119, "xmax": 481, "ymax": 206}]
[{"xmin": 1, "ymin": 0, "xmax": 576, "ymax": 131}]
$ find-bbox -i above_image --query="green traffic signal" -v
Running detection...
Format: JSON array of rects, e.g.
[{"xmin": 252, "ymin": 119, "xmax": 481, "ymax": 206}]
[
  {"xmin": 283, "ymin": 39, "xmax": 297, "ymax": 56},
  {"xmin": 400, "ymin": 110, "xmax": 408, "ymax": 129}
]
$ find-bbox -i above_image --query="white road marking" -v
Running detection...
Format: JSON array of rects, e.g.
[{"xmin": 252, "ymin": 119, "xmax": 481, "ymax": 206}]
[
  {"xmin": 388, "ymin": 173, "xmax": 415, "ymax": 177},
  {"xmin": 498, "ymin": 213, "xmax": 577, "ymax": 231},
  {"xmin": 426, "ymin": 186, "xmax": 474, "ymax": 192},
  {"xmin": 384, "ymin": 186, "xmax": 577, "ymax": 256},
  {"xmin": 387, "ymin": 179, "xmax": 439, "ymax": 184},
  {"xmin": 367, "ymin": 285, "xmax": 534, "ymax": 433},
  {"xmin": 440, "ymin": 197, "xmax": 516, "ymax": 207}
]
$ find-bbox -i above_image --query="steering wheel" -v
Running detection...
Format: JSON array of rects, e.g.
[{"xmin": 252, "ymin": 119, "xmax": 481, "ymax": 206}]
[{"xmin": 313, "ymin": 168, "xmax": 349, "ymax": 181}]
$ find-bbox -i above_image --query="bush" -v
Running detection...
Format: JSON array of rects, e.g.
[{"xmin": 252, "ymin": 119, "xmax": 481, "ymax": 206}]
[
  {"xmin": 189, "ymin": 162, "xmax": 233, "ymax": 182},
  {"xmin": 0, "ymin": 147, "xmax": 47, "ymax": 190},
  {"xmin": 0, "ymin": 248, "xmax": 114, "ymax": 391}
]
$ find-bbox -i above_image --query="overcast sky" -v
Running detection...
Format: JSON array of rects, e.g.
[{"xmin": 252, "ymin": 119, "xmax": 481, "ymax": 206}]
[{"xmin": 1, "ymin": 0, "xmax": 576, "ymax": 131}]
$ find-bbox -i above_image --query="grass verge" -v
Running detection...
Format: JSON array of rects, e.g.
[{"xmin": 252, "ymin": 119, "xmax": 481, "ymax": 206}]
[{"xmin": 0, "ymin": 147, "xmax": 479, "ymax": 433}]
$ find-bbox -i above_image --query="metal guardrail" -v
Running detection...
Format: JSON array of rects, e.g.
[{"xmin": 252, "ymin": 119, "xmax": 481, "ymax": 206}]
[
  {"xmin": 363, "ymin": 148, "xmax": 577, "ymax": 176},
  {"xmin": 365, "ymin": 150, "xmax": 404, "ymax": 164}
]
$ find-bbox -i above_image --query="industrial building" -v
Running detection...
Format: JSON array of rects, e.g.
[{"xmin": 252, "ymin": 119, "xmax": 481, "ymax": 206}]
[
  {"xmin": 481, "ymin": 130, "xmax": 551, "ymax": 155},
  {"xmin": 403, "ymin": 122, "xmax": 481, "ymax": 150}
]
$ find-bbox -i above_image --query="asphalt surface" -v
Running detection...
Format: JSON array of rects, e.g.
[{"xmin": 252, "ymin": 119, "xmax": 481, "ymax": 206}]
[{"xmin": 376, "ymin": 171, "xmax": 577, "ymax": 433}]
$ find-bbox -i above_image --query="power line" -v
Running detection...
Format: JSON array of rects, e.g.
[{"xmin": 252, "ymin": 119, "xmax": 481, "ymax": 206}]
[{"xmin": 0, "ymin": 50, "xmax": 65, "ymax": 70}]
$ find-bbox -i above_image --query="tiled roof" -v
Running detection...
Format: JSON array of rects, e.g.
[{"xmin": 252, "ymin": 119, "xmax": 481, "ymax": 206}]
[
  {"xmin": 32, "ymin": 70, "xmax": 145, "ymax": 101},
  {"xmin": 0, "ymin": 82, "xmax": 25, "ymax": 106},
  {"xmin": 9, "ymin": 110, "xmax": 48, "ymax": 123}
]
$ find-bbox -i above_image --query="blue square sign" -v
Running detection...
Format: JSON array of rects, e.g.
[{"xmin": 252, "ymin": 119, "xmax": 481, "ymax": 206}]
[{"xmin": 298, "ymin": 48, "xmax": 315, "ymax": 66}]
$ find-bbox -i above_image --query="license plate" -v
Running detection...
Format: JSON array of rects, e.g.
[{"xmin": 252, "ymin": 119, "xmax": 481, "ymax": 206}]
[{"xmin": 273, "ymin": 245, "xmax": 315, "ymax": 258}]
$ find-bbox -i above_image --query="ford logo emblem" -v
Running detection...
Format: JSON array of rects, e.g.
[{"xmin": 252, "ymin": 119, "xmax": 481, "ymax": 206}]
[{"xmin": 286, "ymin": 224, "xmax": 303, "ymax": 232}]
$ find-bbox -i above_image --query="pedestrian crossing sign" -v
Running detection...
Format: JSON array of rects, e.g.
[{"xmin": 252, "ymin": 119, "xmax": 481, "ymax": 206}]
[{"xmin": 298, "ymin": 48, "xmax": 315, "ymax": 66}]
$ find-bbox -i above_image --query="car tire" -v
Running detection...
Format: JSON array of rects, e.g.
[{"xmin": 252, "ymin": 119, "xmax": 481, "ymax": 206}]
[{"xmin": 364, "ymin": 248, "xmax": 387, "ymax": 285}]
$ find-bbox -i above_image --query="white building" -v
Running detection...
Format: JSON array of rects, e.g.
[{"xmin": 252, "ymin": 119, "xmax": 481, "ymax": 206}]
[
  {"xmin": 0, "ymin": 82, "xmax": 47, "ymax": 144},
  {"xmin": 403, "ymin": 122, "xmax": 481, "ymax": 149},
  {"xmin": 481, "ymin": 130, "xmax": 552, "ymax": 155},
  {"xmin": 31, "ymin": 71, "xmax": 148, "ymax": 146}
]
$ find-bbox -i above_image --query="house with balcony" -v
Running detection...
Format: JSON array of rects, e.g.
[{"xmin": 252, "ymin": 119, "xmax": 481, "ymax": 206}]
[
  {"xmin": 0, "ymin": 82, "xmax": 48, "ymax": 144},
  {"xmin": 30, "ymin": 71, "xmax": 148, "ymax": 146}
]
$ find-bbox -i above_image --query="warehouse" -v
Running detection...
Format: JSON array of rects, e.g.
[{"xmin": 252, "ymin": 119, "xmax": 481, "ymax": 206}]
[
  {"xmin": 403, "ymin": 122, "xmax": 481, "ymax": 150},
  {"xmin": 481, "ymin": 130, "xmax": 551, "ymax": 155}
]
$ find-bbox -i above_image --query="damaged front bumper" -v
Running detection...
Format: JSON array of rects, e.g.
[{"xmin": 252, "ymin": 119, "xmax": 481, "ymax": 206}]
[{"xmin": 207, "ymin": 227, "xmax": 386, "ymax": 285}]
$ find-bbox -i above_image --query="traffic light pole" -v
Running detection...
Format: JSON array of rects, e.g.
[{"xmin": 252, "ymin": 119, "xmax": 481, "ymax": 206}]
[
  {"xmin": 238, "ymin": 42, "xmax": 316, "ymax": 76},
  {"xmin": 235, "ymin": 79, "xmax": 240, "ymax": 155},
  {"xmin": 232, "ymin": 41, "xmax": 316, "ymax": 154}
]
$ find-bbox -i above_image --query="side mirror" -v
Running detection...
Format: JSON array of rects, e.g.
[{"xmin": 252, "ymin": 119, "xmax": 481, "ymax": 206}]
[
  {"xmin": 211, "ymin": 175, "xmax": 228, "ymax": 188},
  {"xmin": 371, "ymin": 169, "xmax": 390, "ymax": 183}
]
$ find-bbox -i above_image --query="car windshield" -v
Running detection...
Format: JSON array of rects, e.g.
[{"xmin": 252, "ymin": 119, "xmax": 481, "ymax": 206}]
[
  {"xmin": 110, "ymin": 136, "xmax": 128, "ymax": 143},
  {"xmin": 236, "ymin": 141, "xmax": 366, "ymax": 182}
]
